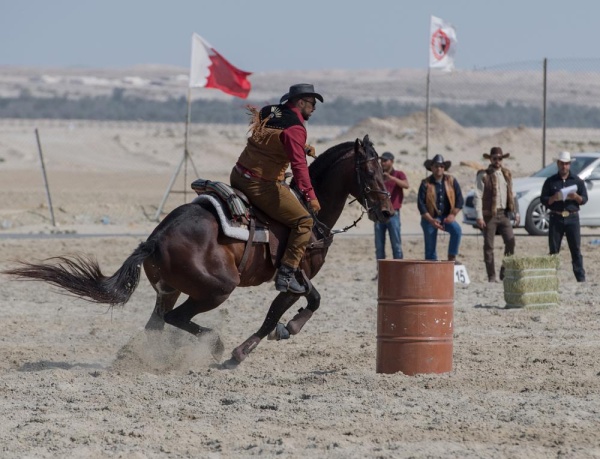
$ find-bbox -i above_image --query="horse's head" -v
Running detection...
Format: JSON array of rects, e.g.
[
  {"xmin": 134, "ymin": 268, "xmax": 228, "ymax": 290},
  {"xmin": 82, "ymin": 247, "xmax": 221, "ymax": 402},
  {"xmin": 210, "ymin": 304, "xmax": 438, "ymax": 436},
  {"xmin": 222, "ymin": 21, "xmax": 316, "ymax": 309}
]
[{"xmin": 353, "ymin": 135, "xmax": 394, "ymax": 223}]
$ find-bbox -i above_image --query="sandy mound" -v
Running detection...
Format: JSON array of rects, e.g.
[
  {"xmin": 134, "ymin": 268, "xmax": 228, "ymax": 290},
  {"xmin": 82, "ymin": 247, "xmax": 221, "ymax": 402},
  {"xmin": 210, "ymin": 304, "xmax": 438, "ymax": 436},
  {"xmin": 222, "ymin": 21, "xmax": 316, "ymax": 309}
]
[
  {"xmin": 340, "ymin": 108, "xmax": 474, "ymax": 146},
  {"xmin": 473, "ymin": 125, "xmax": 542, "ymax": 155}
]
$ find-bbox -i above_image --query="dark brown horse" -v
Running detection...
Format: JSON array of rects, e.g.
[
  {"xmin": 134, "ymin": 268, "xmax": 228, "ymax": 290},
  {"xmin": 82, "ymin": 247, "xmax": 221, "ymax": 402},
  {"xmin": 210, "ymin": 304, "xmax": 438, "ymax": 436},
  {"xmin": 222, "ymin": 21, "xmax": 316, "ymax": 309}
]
[{"xmin": 4, "ymin": 135, "xmax": 393, "ymax": 367}]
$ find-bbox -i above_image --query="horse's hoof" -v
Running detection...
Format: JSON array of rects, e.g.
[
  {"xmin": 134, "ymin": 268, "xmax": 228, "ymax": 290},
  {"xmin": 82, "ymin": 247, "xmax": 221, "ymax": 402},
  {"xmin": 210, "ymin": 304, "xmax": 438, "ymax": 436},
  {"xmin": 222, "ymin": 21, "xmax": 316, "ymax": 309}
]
[
  {"xmin": 286, "ymin": 308, "xmax": 313, "ymax": 335},
  {"xmin": 267, "ymin": 323, "xmax": 290, "ymax": 341},
  {"xmin": 231, "ymin": 334, "xmax": 261, "ymax": 363},
  {"xmin": 221, "ymin": 358, "xmax": 240, "ymax": 370}
]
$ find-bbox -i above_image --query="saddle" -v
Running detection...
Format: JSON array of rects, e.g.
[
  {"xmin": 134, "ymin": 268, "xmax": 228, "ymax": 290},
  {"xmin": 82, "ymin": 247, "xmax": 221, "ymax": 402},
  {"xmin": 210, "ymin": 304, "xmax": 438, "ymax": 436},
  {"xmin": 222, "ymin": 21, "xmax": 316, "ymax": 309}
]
[{"xmin": 191, "ymin": 178, "xmax": 293, "ymax": 273}]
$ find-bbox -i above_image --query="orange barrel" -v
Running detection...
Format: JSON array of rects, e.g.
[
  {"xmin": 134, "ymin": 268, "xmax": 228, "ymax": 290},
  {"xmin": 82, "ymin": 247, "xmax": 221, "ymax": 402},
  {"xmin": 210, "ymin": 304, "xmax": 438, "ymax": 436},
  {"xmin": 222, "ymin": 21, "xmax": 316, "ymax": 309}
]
[{"xmin": 376, "ymin": 260, "xmax": 454, "ymax": 375}]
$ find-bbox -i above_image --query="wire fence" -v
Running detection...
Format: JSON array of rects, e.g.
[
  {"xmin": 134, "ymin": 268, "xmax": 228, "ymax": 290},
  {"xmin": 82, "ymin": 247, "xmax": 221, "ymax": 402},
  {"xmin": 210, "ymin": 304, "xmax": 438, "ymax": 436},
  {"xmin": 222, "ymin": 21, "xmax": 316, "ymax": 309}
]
[{"xmin": 427, "ymin": 58, "xmax": 600, "ymax": 174}]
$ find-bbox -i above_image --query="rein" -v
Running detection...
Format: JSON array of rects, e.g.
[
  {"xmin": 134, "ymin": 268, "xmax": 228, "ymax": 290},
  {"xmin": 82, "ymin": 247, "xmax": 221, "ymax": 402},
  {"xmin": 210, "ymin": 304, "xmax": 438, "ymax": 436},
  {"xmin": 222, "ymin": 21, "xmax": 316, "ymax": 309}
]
[{"xmin": 306, "ymin": 145, "xmax": 389, "ymax": 248}]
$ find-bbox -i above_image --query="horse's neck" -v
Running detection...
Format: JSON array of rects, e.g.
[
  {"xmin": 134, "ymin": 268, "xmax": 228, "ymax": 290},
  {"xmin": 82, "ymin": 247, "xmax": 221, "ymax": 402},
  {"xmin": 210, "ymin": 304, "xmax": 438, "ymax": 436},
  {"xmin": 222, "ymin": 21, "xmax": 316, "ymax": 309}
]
[
  {"xmin": 314, "ymin": 164, "xmax": 353, "ymax": 229},
  {"xmin": 318, "ymin": 195, "xmax": 348, "ymax": 229}
]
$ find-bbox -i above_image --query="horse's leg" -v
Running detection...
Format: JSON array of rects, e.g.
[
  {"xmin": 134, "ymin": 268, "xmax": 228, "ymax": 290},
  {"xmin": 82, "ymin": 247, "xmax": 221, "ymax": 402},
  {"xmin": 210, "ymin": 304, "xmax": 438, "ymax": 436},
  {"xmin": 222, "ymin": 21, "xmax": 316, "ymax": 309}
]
[
  {"xmin": 145, "ymin": 216, "xmax": 242, "ymax": 361},
  {"xmin": 227, "ymin": 287, "xmax": 321, "ymax": 366},
  {"xmin": 224, "ymin": 292, "xmax": 299, "ymax": 367},
  {"xmin": 267, "ymin": 285, "xmax": 321, "ymax": 340},
  {"xmin": 287, "ymin": 285, "xmax": 320, "ymax": 334},
  {"xmin": 163, "ymin": 292, "xmax": 232, "ymax": 360},
  {"xmin": 144, "ymin": 284, "xmax": 181, "ymax": 331}
]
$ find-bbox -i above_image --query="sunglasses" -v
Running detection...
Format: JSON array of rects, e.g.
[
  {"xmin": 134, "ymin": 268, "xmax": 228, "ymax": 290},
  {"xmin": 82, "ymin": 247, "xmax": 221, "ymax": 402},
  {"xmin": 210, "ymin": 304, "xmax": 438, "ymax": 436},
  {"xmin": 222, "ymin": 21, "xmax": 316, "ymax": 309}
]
[{"xmin": 302, "ymin": 99, "xmax": 316, "ymax": 107}]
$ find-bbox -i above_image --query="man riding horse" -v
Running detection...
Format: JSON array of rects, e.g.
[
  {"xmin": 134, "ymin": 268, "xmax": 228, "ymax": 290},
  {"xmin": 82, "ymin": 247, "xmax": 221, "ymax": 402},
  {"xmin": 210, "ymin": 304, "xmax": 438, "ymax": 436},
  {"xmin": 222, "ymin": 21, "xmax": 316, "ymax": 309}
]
[
  {"xmin": 230, "ymin": 83, "xmax": 323, "ymax": 294},
  {"xmin": 3, "ymin": 85, "xmax": 395, "ymax": 367}
]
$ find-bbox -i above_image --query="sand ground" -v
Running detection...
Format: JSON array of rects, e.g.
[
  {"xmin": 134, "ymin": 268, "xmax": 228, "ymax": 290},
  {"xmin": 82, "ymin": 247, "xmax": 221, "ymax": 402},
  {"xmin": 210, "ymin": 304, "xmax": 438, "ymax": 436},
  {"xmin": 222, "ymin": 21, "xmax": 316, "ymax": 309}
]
[{"xmin": 1, "ymin": 120, "xmax": 600, "ymax": 458}]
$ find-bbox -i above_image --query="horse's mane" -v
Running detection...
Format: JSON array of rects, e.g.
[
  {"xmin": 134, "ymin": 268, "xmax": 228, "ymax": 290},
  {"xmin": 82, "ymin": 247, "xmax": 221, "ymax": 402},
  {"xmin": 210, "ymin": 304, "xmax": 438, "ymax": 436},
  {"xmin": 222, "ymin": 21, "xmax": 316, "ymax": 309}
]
[{"xmin": 309, "ymin": 141, "xmax": 354, "ymax": 183}]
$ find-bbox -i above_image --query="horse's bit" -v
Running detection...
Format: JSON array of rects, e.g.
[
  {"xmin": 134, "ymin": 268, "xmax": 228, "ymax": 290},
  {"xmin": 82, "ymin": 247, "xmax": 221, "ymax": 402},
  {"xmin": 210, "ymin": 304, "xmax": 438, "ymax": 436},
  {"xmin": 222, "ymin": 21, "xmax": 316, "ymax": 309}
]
[{"xmin": 308, "ymin": 144, "xmax": 390, "ymax": 245}]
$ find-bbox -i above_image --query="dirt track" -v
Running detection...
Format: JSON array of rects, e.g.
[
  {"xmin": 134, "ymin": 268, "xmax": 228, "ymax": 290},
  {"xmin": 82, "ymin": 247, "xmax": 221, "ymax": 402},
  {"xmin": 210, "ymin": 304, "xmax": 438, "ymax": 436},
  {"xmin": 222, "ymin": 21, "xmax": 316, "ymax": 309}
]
[{"xmin": 1, "ymin": 232, "xmax": 600, "ymax": 458}]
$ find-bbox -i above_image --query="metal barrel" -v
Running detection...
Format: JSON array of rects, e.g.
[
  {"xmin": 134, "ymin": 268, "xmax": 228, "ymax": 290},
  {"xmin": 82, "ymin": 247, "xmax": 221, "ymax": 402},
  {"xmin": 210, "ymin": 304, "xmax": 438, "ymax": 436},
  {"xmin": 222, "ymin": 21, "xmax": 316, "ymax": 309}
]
[{"xmin": 376, "ymin": 260, "xmax": 454, "ymax": 375}]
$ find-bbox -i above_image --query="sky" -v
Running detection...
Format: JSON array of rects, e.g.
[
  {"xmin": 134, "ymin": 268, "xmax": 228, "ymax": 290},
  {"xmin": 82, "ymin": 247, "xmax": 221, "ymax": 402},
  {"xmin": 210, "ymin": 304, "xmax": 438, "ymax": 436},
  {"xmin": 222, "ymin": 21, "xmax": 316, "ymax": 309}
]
[{"xmin": 1, "ymin": 1, "xmax": 598, "ymax": 72}]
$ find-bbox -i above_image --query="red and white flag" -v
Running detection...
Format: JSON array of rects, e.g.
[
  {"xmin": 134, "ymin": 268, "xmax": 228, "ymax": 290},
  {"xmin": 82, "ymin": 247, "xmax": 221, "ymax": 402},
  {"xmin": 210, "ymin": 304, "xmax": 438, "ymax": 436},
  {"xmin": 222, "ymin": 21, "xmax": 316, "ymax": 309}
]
[
  {"xmin": 429, "ymin": 16, "xmax": 457, "ymax": 71},
  {"xmin": 189, "ymin": 33, "xmax": 252, "ymax": 98}
]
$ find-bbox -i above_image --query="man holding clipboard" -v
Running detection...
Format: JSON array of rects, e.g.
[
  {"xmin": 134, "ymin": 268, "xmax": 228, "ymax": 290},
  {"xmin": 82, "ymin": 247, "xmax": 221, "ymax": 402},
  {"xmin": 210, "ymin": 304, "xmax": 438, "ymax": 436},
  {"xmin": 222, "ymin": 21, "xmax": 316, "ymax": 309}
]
[{"xmin": 541, "ymin": 151, "xmax": 588, "ymax": 282}]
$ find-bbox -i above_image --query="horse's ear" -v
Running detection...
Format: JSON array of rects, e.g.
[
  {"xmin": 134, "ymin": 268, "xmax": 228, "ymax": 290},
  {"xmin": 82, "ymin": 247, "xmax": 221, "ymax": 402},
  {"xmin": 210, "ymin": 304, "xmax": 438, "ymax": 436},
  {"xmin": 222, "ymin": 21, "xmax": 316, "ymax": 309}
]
[{"xmin": 362, "ymin": 134, "xmax": 370, "ymax": 146}]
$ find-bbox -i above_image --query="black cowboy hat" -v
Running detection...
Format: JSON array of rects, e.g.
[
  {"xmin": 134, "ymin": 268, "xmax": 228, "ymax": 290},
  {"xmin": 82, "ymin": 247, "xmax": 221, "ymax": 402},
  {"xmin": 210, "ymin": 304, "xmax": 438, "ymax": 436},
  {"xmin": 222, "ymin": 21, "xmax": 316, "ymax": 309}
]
[
  {"xmin": 280, "ymin": 83, "xmax": 324, "ymax": 104},
  {"xmin": 380, "ymin": 152, "xmax": 395, "ymax": 162},
  {"xmin": 424, "ymin": 154, "xmax": 451, "ymax": 171},
  {"xmin": 483, "ymin": 146, "xmax": 511, "ymax": 160}
]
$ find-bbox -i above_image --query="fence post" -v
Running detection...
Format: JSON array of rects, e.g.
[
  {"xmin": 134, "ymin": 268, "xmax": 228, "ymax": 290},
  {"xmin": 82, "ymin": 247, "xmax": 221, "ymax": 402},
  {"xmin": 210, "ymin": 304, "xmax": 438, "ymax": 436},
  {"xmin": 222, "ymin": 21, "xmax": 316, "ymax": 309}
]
[
  {"xmin": 542, "ymin": 58, "xmax": 547, "ymax": 168},
  {"xmin": 34, "ymin": 128, "xmax": 57, "ymax": 227}
]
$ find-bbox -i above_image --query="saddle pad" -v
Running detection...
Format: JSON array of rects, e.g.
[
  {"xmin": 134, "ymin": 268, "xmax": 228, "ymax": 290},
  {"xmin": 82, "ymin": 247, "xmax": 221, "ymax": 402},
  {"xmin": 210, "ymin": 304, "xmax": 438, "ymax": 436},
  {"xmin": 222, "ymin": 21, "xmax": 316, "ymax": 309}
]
[
  {"xmin": 191, "ymin": 178, "xmax": 248, "ymax": 221},
  {"xmin": 193, "ymin": 195, "xmax": 269, "ymax": 243}
]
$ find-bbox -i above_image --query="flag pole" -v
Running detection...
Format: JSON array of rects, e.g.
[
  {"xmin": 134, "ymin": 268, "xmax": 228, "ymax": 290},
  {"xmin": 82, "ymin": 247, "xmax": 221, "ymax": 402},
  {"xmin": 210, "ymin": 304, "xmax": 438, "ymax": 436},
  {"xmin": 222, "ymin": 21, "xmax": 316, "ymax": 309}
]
[
  {"xmin": 153, "ymin": 32, "xmax": 250, "ymax": 221},
  {"xmin": 153, "ymin": 88, "xmax": 199, "ymax": 221},
  {"xmin": 425, "ymin": 67, "xmax": 431, "ymax": 164}
]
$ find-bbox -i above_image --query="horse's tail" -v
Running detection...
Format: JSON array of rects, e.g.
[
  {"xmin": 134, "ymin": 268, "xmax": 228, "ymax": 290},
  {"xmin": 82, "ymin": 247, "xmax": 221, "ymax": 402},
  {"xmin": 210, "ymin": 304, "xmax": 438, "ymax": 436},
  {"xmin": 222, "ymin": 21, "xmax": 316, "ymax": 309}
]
[{"xmin": 3, "ymin": 239, "xmax": 157, "ymax": 306}]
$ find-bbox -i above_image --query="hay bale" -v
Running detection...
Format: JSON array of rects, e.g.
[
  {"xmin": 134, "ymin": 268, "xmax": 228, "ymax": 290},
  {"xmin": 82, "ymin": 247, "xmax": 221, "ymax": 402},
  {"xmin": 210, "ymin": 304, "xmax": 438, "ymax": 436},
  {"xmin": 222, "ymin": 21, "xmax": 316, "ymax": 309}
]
[{"xmin": 502, "ymin": 255, "xmax": 560, "ymax": 309}]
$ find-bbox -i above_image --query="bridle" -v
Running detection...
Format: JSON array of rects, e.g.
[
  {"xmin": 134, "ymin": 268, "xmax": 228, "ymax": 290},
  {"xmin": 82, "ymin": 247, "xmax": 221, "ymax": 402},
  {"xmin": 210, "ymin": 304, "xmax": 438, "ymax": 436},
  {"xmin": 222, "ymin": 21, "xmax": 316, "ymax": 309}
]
[
  {"xmin": 307, "ymin": 142, "xmax": 390, "ymax": 246},
  {"xmin": 354, "ymin": 147, "xmax": 391, "ymax": 214}
]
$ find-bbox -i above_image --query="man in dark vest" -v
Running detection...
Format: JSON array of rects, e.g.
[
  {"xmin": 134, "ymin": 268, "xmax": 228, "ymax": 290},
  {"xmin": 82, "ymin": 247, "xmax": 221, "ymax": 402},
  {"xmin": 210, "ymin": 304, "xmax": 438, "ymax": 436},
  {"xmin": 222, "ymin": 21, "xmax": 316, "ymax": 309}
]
[
  {"xmin": 417, "ymin": 154, "xmax": 464, "ymax": 262},
  {"xmin": 474, "ymin": 147, "xmax": 519, "ymax": 282},
  {"xmin": 230, "ymin": 84, "xmax": 322, "ymax": 295}
]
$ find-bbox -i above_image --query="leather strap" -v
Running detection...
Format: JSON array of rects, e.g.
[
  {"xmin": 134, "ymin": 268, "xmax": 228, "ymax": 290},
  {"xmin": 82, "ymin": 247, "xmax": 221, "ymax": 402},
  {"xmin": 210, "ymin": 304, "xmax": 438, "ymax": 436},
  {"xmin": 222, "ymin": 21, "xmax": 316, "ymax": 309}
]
[
  {"xmin": 307, "ymin": 235, "xmax": 334, "ymax": 250},
  {"xmin": 238, "ymin": 217, "xmax": 256, "ymax": 274}
]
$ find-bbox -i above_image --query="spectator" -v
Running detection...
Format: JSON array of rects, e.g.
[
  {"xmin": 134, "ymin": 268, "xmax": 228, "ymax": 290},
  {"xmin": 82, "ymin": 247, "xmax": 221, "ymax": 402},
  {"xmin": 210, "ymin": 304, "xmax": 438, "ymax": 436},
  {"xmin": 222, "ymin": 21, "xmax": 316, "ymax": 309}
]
[
  {"xmin": 373, "ymin": 151, "xmax": 409, "ymax": 265},
  {"xmin": 474, "ymin": 147, "xmax": 520, "ymax": 282},
  {"xmin": 417, "ymin": 154, "xmax": 464, "ymax": 262},
  {"xmin": 540, "ymin": 151, "xmax": 588, "ymax": 282}
]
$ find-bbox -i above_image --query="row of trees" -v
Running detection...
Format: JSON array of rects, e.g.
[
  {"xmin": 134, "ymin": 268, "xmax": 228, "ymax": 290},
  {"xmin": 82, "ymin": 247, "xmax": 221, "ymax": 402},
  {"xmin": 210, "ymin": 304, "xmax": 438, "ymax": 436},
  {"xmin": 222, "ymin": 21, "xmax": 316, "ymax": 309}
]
[{"xmin": 1, "ymin": 90, "xmax": 598, "ymax": 128}]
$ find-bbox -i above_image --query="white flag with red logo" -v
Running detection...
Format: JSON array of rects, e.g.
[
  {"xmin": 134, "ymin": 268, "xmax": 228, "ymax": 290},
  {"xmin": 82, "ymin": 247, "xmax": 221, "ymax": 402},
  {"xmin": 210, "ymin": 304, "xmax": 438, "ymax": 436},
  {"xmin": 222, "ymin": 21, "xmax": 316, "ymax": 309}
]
[
  {"xmin": 429, "ymin": 16, "xmax": 457, "ymax": 71},
  {"xmin": 189, "ymin": 33, "xmax": 252, "ymax": 98}
]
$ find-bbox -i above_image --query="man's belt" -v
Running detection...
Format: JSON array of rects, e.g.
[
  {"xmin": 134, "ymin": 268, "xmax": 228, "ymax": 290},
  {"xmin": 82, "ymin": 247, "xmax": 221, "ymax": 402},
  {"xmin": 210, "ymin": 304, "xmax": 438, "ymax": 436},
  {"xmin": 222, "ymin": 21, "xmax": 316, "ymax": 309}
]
[
  {"xmin": 235, "ymin": 163, "xmax": 269, "ymax": 182},
  {"xmin": 551, "ymin": 210, "xmax": 578, "ymax": 217}
]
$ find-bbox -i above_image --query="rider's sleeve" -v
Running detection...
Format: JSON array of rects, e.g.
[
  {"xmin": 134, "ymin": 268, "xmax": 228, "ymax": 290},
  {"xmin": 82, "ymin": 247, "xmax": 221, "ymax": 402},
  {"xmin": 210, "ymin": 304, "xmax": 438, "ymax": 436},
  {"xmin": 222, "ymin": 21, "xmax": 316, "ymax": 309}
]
[{"xmin": 281, "ymin": 125, "xmax": 317, "ymax": 201}]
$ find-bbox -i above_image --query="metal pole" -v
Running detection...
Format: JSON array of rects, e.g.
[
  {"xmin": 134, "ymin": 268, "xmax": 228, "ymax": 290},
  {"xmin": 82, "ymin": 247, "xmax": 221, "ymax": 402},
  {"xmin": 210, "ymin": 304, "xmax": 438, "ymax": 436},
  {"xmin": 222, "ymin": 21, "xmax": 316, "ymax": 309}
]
[
  {"xmin": 34, "ymin": 128, "xmax": 56, "ymax": 227},
  {"xmin": 542, "ymin": 58, "xmax": 548, "ymax": 168},
  {"xmin": 153, "ymin": 152, "xmax": 186, "ymax": 221},
  {"xmin": 154, "ymin": 88, "xmax": 199, "ymax": 221},
  {"xmin": 183, "ymin": 87, "xmax": 192, "ymax": 204},
  {"xmin": 425, "ymin": 68, "xmax": 431, "ymax": 164}
]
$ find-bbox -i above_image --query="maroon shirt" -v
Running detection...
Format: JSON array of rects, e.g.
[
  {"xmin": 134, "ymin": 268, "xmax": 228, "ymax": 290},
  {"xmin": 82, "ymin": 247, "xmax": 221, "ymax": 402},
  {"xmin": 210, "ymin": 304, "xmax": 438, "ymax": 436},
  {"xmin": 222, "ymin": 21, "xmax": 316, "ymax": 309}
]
[
  {"xmin": 280, "ymin": 104, "xmax": 316, "ymax": 201},
  {"xmin": 386, "ymin": 169, "xmax": 407, "ymax": 210}
]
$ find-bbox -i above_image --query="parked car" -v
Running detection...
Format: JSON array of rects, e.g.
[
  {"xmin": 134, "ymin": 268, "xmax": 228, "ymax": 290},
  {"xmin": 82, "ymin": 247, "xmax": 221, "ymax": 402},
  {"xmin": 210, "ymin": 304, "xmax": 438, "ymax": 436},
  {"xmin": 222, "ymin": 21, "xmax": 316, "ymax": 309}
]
[{"xmin": 463, "ymin": 152, "xmax": 600, "ymax": 235}]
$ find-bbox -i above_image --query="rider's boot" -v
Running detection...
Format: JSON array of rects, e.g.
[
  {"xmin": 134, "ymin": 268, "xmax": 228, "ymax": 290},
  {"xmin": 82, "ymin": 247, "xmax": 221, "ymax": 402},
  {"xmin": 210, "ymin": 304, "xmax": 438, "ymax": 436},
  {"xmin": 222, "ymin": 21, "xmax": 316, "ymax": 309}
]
[
  {"xmin": 275, "ymin": 264, "xmax": 306, "ymax": 294},
  {"xmin": 286, "ymin": 308, "xmax": 313, "ymax": 335}
]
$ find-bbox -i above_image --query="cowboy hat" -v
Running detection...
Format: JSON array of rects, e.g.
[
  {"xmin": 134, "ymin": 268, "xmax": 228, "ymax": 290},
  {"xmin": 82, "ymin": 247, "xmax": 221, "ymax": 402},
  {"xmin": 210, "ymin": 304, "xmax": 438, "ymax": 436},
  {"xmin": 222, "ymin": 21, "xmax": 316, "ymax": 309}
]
[
  {"xmin": 424, "ymin": 154, "xmax": 451, "ymax": 171},
  {"xmin": 483, "ymin": 146, "xmax": 511, "ymax": 160},
  {"xmin": 557, "ymin": 151, "xmax": 572, "ymax": 163},
  {"xmin": 280, "ymin": 83, "xmax": 324, "ymax": 104}
]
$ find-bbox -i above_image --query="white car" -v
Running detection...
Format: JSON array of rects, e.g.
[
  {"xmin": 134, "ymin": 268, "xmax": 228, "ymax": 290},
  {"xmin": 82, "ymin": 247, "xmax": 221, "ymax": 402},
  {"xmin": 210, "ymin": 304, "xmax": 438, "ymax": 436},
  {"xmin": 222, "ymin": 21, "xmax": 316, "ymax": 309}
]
[{"xmin": 462, "ymin": 152, "xmax": 600, "ymax": 235}]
